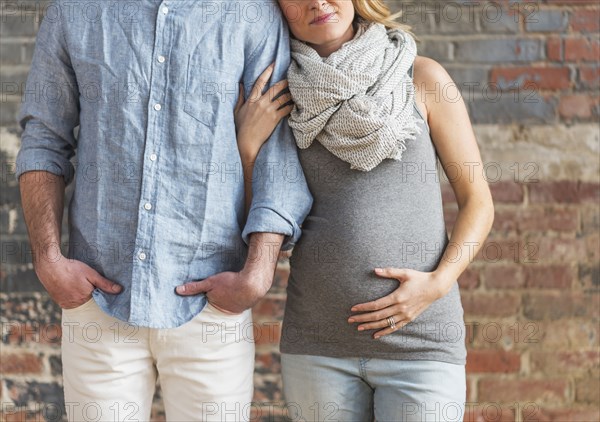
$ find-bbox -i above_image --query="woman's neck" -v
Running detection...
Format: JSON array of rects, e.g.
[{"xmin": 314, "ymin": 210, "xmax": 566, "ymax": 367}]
[{"xmin": 310, "ymin": 21, "xmax": 359, "ymax": 58}]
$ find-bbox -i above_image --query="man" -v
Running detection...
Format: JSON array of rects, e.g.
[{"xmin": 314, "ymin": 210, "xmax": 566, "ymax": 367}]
[{"xmin": 15, "ymin": 0, "xmax": 312, "ymax": 420}]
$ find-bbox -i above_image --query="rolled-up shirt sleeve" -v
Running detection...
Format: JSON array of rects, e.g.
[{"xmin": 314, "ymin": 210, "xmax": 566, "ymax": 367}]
[
  {"xmin": 15, "ymin": 4, "xmax": 79, "ymax": 185},
  {"xmin": 240, "ymin": 11, "xmax": 313, "ymax": 251}
]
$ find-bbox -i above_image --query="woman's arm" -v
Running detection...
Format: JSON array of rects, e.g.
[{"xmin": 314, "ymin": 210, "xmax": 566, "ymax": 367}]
[
  {"xmin": 414, "ymin": 55, "xmax": 495, "ymax": 296},
  {"xmin": 233, "ymin": 62, "xmax": 294, "ymax": 216},
  {"xmin": 348, "ymin": 56, "xmax": 495, "ymax": 338}
]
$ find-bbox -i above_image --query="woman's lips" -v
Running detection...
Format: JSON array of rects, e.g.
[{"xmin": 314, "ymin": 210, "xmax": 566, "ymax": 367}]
[{"xmin": 311, "ymin": 12, "xmax": 335, "ymax": 25}]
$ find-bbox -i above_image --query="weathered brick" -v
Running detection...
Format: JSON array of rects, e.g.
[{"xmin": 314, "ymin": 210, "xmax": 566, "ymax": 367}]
[
  {"xmin": 253, "ymin": 296, "xmax": 285, "ymax": 320},
  {"xmin": 478, "ymin": 378, "xmax": 568, "ymax": 403},
  {"xmin": 253, "ymin": 321, "xmax": 281, "ymax": 346},
  {"xmin": 0, "ymin": 101, "xmax": 20, "ymax": 127},
  {"xmin": 490, "ymin": 181, "xmax": 524, "ymax": 204},
  {"xmin": 570, "ymin": 9, "xmax": 600, "ymax": 32},
  {"xmin": 559, "ymin": 94, "xmax": 599, "ymax": 119},
  {"xmin": 2, "ymin": 379, "xmax": 64, "ymax": 410},
  {"xmin": 491, "ymin": 208, "xmax": 518, "ymax": 233},
  {"xmin": 580, "ymin": 205, "xmax": 600, "ymax": 232},
  {"xmin": 0, "ymin": 293, "xmax": 62, "ymax": 324},
  {"xmin": 584, "ymin": 232, "xmax": 600, "ymax": 263},
  {"xmin": 534, "ymin": 319, "xmax": 599, "ymax": 350},
  {"xmin": 3, "ymin": 321, "xmax": 62, "ymax": 346},
  {"xmin": 271, "ymin": 266, "xmax": 289, "ymax": 291},
  {"xmin": 0, "ymin": 44, "xmax": 24, "ymax": 65},
  {"xmin": 462, "ymin": 292, "xmax": 521, "ymax": 317},
  {"xmin": 458, "ymin": 267, "xmax": 480, "ymax": 289},
  {"xmin": 464, "ymin": 405, "xmax": 515, "ymax": 422},
  {"xmin": 0, "ymin": 67, "xmax": 29, "ymax": 99},
  {"xmin": 483, "ymin": 263, "xmax": 524, "ymax": 289},
  {"xmin": 523, "ymin": 407, "xmax": 600, "ymax": 422},
  {"xmin": 579, "ymin": 65, "xmax": 600, "ymax": 89},
  {"xmin": 466, "ymin": 349, "xmax": 521, "ymax": 373},
  {"xmin": 254, "ymin": 351, "xmax": 281, "ymax": 376},
  {"xmin": 446, "ymin": 66, "xmax": 489, "ymax": 89},
  {"xmin": 523, "ymin": 264, "xmax": 574, "ymax": 288},
  {"xmin": 251, "ymin": 403, "xmax": 289, "ymax": 422},
  {"xmin": 456, "ymin": 39, "xmax": 543, "ymax": 63},
  {"xmin": 417, "ymin": 39, "xmax": 453, "ymax": 62},
  {"xmin": 523, "ymin": 292, "xmax": 599, "ymax": 320},
  {"xmin": 0, "ymin": 15, "xmax": 36, "ymax": 37},
  {"xmin": 529, "ymin": 181, "xmax": 600, "ymax": 204},
  {"xmin": 578, "ymin": 263, "xmax": 599, "ymax": 290},
  {"xmin": 479, "ymin": 5, "xmax": 519, "ymax": 34},
  {"xmin": 546, "ymin": 36, "xmax": 563, "ymax": 61},
  {"xmin": 475, "ymin": 235, "xmax": 536, "ymax": 264},
  {"xmin": 575, "ymin": 374, "xmax": 600, "ymax": 403},
  {"xmin": 468, "ymin": 91, "xmax": 556, "ymax": 124},
  {"xmin": 530, "ymin": 350, "xmax": 599, "ymax": 374},
  {"xmin": 517, "ymin": 206, "xmax": 579, "ymax": 232},
  {"xmin": 0, "ymin": 353, "xmax": 43, "ymax": 374},
  {"xmin": 526, "ymin": 10, "xmax": 568, "ymax": 32},
  {"xmin": 0, "ymin": 208, "xmax": 29, "ymax": 236},
  {"xmin": 435, "ymin": 4, "xmax": 478, "ymax": 34},
  {"xmin": 531, "ymin": 234, "xmax": 589, "ymax": 263},
  {"xmin": 546, "ymin": 0, "xmax": 600, "ymax": 3},
  {"xmin": 1, "ymin": 267, "xmax": 46, "ymax": 292},
  {"xmin": 565, "ymin": 37, "xmax": 600, "ymax": 62},
  {"xmin": 0, "ymin": 410, "xmax": 44, "ymax": 422},
  {"xmin": 490, "ymin": 66, "xmax": 571, "ymax": 91},
  {"xmin": 252, "ymin": 376, "xmax": 284, "ymax": 402}
]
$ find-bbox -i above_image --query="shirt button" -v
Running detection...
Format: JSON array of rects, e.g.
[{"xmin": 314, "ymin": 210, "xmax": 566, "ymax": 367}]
[
  {"xmin": 138, "ymin": 252, "xmax": 147, "ymax": 261},
  {"xmin": 162, "ymin": 6, "xmax": 169, "ymax": 14},
  {"xmin": 158, "ymin": 55, "xmax": 166, "ymax": 63},
  {"xmin": 154, "ymin": 103, "xmax": 162, "ymax": 111},
  {"xmin": 143, "ymin": 203, "xmax": 152, "ymax": 210},
  {"xmin": 150, "ymin": 153, "xmax": 157, "ymax": 161}
]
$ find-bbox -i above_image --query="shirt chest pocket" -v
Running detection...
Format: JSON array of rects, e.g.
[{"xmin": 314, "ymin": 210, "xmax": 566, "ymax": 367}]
[{"xmin": 183, "ymin": 58, "xmax": 240, "ymax": 128}]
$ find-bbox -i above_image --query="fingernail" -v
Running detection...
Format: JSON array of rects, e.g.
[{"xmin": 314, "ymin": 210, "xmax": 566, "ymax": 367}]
[
  {"xmin": 112, "ymin": 284, "xmax": 122, "ymax": 293},
  {"xmin": 358, "ymin": 326, "xmax": 364, "ymax": 331},
  {"xmin": 374, "ymin": 268, "xmax": 382, "ymax": 273},
  {"xmin": 351, "ymin": 307, "xmax": 358, "ymax": 312},
  {"xmin": 374, "ymin": 335, "xmax": 380, "ymax": 339},
  {"xmin": 175, "ymin": 285, "xmax": 185, "ymax": 294},
  {"xmin": 348, "ymin": 318, "xmax": 355, "ymax": 323}
]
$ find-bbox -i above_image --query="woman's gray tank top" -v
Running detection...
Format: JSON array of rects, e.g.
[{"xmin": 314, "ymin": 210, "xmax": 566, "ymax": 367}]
[{"xmin": 280, "ymin": 65, "xmax": 467, "ymax": 365}]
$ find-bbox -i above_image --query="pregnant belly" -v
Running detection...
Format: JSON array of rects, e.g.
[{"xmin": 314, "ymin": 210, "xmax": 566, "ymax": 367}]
[{"xmin": 289, "ymin": 215, "xmax": 448, "ymax": 308}]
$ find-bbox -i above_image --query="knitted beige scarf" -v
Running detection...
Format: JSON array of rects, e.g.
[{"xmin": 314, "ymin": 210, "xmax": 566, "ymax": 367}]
[{"xmin": 287, "ymin": 21, "xmax": 422, "ymax": 171}]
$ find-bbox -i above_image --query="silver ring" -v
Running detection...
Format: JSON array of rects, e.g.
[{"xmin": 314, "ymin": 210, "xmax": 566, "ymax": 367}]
[{"xmin": 387, "ymin": 316, "xmax": 396, "ymax": 329}]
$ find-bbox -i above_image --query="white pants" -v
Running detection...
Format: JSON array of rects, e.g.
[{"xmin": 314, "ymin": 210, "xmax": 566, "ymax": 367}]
[{"xmin": 61, "ymin": 298, "xmax": 255, "ymax": 422}]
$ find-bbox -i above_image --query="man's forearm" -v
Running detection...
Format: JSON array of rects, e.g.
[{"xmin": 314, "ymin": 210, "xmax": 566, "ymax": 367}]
[{"xmin": 19, "ymin": 171, "xmax": 65, "ymax": 268}]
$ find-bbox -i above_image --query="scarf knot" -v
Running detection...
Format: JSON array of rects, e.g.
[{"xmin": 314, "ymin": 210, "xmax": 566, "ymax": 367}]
[{"xmin": 287, "ymin": 21, "xmax": 422, "ymax": 172}]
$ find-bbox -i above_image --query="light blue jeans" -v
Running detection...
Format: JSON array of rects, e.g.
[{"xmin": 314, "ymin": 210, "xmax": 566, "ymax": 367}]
[{"xmin": 281, "ymin": 353, "xmax": 466, "ymax": 422}]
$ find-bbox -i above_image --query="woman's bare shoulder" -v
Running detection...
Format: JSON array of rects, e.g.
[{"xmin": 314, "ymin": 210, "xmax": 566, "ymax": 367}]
[{"xmin": 412, "ymin": 55, "xmax": 457, "ymax": 119}]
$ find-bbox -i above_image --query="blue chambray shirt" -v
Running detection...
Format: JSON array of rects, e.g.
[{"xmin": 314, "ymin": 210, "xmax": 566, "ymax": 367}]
[{"xmin": 15, "ymin": 0, "xmax": 313, "ymax": 328}]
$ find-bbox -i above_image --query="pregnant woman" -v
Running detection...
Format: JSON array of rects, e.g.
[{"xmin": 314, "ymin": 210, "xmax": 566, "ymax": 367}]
[{"xmin": 234, "ymin": 0, "xmax": 494, "ymax": 420}]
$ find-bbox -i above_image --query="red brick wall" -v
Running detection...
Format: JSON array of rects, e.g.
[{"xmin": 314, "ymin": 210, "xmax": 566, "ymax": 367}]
[{"xmin": 2, "ymin": 1, "xmax": 599, "ymax": 421}]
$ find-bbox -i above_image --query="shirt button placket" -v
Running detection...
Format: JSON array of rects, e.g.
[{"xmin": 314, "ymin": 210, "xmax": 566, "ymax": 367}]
[{"xmin": 131, "ymin": 1, "xmax": 171, "ymax": 323}]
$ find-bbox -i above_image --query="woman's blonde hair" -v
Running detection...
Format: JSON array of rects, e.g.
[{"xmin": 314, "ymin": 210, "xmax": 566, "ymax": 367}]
[{"xmin": 352, "ymin": 0, "xmax": 418, "ymax": 40}]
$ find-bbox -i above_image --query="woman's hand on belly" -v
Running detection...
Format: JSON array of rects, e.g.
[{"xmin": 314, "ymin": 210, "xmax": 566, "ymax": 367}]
[{"xmin": 347, "ymin": 267, "xmax": 445, "ymax": 339}]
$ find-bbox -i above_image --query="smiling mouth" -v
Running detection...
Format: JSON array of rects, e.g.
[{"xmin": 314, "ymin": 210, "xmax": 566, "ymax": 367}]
[{"xmin": 311, "ymin": 12, "xmax": 335, "ymax": 24}]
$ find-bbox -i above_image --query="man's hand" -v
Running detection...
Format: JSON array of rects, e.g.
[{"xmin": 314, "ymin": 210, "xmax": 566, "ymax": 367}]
[
  {"xmin": 175, "ymin": 268, "xmax": 270, "ymax": 314},
  {"xmin": 35, "ymin": 254, "xmax": 123, "ymax": 309},
  {"xmin": 175, "ymin": 232, "xmax": 284, "ymax": 314}
]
